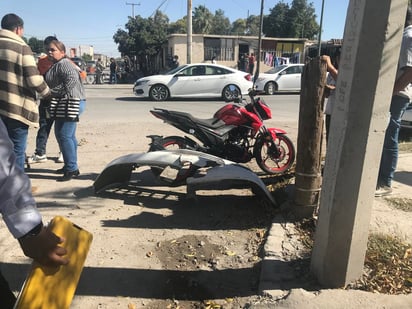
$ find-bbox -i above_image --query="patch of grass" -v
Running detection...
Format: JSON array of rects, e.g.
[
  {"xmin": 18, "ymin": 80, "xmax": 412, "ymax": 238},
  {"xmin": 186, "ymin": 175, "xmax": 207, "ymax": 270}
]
[
  {"xmin": 294, "ymin": 221, "xmax": 412, "ymax": 295},
  {"xmin": 384, "ymin": 197, "xmax": 412, "ymax": 212},
  {"xmin": 351, "ymin": 233, "xmax": 412, "ymax": 294}
]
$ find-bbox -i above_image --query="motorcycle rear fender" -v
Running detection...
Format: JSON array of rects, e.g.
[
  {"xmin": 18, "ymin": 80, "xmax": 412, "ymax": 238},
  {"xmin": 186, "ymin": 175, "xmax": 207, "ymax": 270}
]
[{"xmin": 267, "ymin": 127, "xmax": 287, "ymax": 140}]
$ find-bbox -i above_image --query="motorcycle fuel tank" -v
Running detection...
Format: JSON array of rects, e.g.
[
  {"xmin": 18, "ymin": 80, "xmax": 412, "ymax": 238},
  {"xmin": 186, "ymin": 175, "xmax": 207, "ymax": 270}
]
[{"xmin": 213, "ymin": 104, "xmax": 250, "ymax": 126}]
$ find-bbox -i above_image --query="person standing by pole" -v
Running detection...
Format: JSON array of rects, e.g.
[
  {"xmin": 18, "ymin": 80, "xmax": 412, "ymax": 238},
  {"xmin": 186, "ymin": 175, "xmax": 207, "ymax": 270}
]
[{"xmin": 376, "ymin": 6, "xmax": 412, "ymax": 196}]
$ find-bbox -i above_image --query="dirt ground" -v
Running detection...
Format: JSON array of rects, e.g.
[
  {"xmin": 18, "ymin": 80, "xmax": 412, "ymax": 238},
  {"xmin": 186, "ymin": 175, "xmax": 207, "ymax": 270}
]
[
  {"xmin": 0, "ymin": 118, "xmax": 285, "ymax": 308},
  {"xmin": 0, "ymin": 91, "xmax": 410, "ymax": 308}
]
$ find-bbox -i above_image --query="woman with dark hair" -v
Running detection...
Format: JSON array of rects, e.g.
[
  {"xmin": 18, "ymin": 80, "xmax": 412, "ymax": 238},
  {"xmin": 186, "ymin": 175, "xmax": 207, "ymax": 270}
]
[{"xmin": 44, "ymin": 40, "xmax": 86, "ymax": 181}]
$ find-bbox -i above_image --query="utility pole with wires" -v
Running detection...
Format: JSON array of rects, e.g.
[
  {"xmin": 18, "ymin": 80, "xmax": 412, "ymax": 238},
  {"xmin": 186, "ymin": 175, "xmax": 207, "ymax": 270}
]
[{"xmin": 126, "ymin": 2, "xmax": 140, "ymax": 18}]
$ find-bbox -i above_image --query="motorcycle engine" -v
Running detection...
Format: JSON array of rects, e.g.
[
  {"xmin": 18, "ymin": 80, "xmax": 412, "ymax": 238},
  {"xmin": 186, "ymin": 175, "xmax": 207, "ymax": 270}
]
[{"xmin": 224, "ymin": 128, "xmax": 252, "ymax": 163}]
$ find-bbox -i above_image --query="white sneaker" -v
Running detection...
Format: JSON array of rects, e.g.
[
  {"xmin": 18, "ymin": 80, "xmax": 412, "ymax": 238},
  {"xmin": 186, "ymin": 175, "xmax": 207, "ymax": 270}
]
[
  {"xmin": 375, "ymin": 185, "xmax": 392, "ymax": 197},
  {"xmin": 56, "ymin": 152, "xmax": 64, "ymax": 163},
  {"xmin": 27, "ymin": 154, "xmax": 47, "ymax": 164}
]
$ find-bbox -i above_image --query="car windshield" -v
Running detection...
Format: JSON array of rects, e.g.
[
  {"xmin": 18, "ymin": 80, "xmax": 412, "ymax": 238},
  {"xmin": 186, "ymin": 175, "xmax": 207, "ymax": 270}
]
[
  {"xmin": 166, "ymin": 65, "xmax": 188, "ymax": 75},
  {"xmin": 265, "ymin": 65, "xmax": 288, "ymax": 74}
]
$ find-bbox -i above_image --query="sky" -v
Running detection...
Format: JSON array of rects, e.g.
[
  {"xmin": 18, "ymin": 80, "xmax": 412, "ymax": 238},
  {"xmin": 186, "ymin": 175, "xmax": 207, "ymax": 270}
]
[{"xmin": 1, "ymin": 0, "xmax": 349, "ymax": 58}]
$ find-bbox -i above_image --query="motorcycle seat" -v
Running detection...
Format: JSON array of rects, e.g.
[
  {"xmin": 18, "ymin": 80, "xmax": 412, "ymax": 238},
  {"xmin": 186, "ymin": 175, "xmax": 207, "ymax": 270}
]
[{"xmin": 166, "ymin": 110, "xmax": 226, "ymax": 129}]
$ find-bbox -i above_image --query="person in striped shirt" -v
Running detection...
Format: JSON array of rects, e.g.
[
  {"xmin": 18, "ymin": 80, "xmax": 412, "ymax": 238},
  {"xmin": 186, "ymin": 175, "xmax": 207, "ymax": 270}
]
[
  {"xmin": 44, "ymin": 40, "xmax": 86, "ymax": 181},
  {"xmin": 0, "ymin": 13, "xmax": 51, "ymax": 170}
]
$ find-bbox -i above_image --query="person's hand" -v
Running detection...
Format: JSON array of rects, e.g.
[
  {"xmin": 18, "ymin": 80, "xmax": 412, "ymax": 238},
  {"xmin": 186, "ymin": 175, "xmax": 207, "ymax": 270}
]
[{"xmin": 18, "ymin": 226, "xmax": 69, "ymax": 266}]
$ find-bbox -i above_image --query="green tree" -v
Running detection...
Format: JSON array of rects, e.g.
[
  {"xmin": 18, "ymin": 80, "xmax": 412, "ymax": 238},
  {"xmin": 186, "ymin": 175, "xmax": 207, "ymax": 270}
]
[
  {"xmin": 246, "ymin": 15, "xmax": 262, "ymax": 36},
  {"xmin": 231, "ymin": 18, "xmax": 247, "ymax": 35},
  {"xmin": 193, "ymin": 5, "xmax": 213, "ymax": 34},
  {"xmin": 82, "ymin": 54, "xmax": 92, "ymax": 62},
  {"xmin": 210, "ymin": 9, "xmax": 231, "ymax": 35},
  {"xmin": 113, "ymin": 11, "xmax": 169, "ymax": 75},
  {"xmin": 287, "ymin": 0, "xmax": 318, "ymax": 38},
  {"xmin": 169, "ymin": 17, "xmax": 187, "ymax": 34},
  {"xmin": 263, "ymin": 0, "xmax": 319, "ymax": 39},
  {"xmin": 263, "ymin": 2, "xmax": 290, "ymax": 37},
  {"xmin": 27, "ymin": 37, "xmax": 43, "ymax": 54}
]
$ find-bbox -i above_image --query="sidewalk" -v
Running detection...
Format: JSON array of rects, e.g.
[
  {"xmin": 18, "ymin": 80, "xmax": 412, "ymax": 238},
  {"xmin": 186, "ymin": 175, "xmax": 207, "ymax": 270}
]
[{"xmin": 255, "ymin": 152, "xmax": 412, "ymax": 308}]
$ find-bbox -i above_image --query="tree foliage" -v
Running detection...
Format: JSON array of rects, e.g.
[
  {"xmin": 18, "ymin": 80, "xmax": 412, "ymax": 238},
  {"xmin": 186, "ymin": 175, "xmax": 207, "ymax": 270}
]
[
  {"xmin": 27, "ymin": 37, "xmax": 44, "ymax": 54},
  {"xmin": 211, "ymin": 9, "xmax": 231, "ymax": 35},
  {"xmin": 264, "ymin": 0, "xmax": 319, "ymax": 39},
  {"xmin": 193, "ymin": 5, "xmax": 214, "ymax": 34},
  {"xmin": 109, "ymin": 1, "xmax": 320, "ymax": 75}
]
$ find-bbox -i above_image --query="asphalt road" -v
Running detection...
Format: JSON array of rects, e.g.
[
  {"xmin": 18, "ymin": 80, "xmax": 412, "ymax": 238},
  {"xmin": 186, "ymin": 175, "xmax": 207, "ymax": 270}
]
[{"xmin": 83, "ymin": 84, "xmax": 300, "ymax": 129}]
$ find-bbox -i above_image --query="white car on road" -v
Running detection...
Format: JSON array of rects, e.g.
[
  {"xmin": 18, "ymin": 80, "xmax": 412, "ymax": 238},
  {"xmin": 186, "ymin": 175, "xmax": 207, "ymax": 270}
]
[
  {"xmin": 255, "ymin": 64, "xmax": 304, "ymax": 95},
  {"xmin": 133, "ymin": 63, "xmax": 253, "ymax": 101}
]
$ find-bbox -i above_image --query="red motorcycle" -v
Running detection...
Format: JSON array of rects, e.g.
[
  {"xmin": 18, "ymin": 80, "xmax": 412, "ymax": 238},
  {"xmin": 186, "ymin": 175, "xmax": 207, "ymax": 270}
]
[{"xmin": 148, "ymin": 89, "xmax": 295, "ymax": 178}]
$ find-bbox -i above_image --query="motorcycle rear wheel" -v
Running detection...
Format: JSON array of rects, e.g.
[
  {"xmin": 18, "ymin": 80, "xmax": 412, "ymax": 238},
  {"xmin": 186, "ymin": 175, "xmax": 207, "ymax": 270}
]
[
  {"xmin": 254, "ymin": 134, "xmax": 295, "ymax": 174},
  {"xmin": 150, "ymin": 136, "xmax": 196, "ymax": 186}
]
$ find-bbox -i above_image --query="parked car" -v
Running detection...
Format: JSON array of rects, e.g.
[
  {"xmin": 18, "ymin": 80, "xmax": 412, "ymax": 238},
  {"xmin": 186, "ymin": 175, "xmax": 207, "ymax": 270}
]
[
  {"xmin": 255, "ymin": 64, "xmax": 304, "ymax": 95},
  {"xmin": 70, "ymin": 57, "xmax": 86, "ymax": 71},
  {"xmin": 133, "ymin": 63, "xmax": 253, "ymax": 101},
  {"xmin": 86, "ymin": 60, "xmax": 96, "ymax": 74},
  {"xmin": 401, "ymin": 104, "xmax": 412, "ymax": 130}
]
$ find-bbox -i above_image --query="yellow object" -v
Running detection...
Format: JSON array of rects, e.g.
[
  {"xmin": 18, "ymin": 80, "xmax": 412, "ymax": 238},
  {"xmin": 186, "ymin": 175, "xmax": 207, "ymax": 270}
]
[{"xmin": 14, "ymin": 216, "xmax": 93, "ymax": 309}]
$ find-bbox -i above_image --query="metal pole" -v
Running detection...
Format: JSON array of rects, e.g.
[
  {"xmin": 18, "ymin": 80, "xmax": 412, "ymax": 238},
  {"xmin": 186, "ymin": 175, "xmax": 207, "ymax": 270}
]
[
  {"xmin": 254, "ymin": 0, "xmax": 264, "ymax": 84},
  {"xmin": 317, "ymin": 0, "xmax": 325, "ymax": 56},
  {"xmin": 187, "ymin": 0, "xmax": 192, "ymax": 64},
  {"xmin": 126, "ymin": 2, "xmax": 140, "ymax": 18}
]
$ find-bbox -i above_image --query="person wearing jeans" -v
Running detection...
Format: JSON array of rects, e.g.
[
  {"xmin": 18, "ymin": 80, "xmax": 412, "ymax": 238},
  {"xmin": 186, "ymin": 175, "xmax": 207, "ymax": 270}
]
[
  {"xmin": 0, "ymin": 14, "xmax": 51, "ymax": 171},
  {"xmin": 44, "ymin": 40, "xmax": 86, "ymax": 181},
  {"xmin": 376, "ymin": 6, "xmax": 412, "ymax": 197},
  {"xmin": 376, "ymin": 95, "xmax": 410, "ymax": 195},
  {"xmin": 54, "ymin": 100, "xmax": 85, "ymax": 176},
  {"xmin": 28, "ymin": 35, "xmax": 64, "ymax": 164}
]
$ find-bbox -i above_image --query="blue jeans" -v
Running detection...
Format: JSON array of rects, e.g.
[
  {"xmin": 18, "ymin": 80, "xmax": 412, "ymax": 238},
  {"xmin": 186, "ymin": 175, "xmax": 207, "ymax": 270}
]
[
  {"xmin": 54, "ymin": 100, "xmax": 85, "ymax": 172},
  {"xmin": 378, "ymin": 95, "xmax": 410, "ymax": 187},
  {"xmin": 1, "ymin": 116, "xmax": 28, "ymax": 171},
  {"xmin": 109, "ymin": 72, "xmax": 117, "ymax": 84},
  {"xmin": 35, "ymin": 101, "xmax": 54, "ymax": 156}
]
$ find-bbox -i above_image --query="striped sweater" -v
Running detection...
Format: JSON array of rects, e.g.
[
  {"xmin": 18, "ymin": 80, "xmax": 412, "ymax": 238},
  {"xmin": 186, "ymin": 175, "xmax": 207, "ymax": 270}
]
[
  {"xmin": 0, "ymin": 29, "xmax": 50, "ymax": 127},
  {"xmin": 44, "ymin": 57, "xmax": 86, "ymax": 121}
]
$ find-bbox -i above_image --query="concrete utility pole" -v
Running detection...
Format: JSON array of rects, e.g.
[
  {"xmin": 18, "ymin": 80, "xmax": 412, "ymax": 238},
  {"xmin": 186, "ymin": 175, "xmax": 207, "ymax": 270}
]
[
  {"xmin": 126, "ymin": 2, "xmax": 140, "ymax": 18},
  {"xmin": 187, "ymin": 0, "xmax": 192, "ymax": 64},
  {"xmin": 311, "ymin": 0, "xmax": 408, "ymax": 287}
]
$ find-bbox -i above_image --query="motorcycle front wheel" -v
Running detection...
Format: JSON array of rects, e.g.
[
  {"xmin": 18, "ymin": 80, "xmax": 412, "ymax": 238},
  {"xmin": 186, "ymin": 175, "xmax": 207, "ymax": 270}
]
[
  {"xmin": 254, "ymin": 134, "xmax": 295, "ymax": 174},
  {"xmin": 149, "ymin": 136, "xmax": 196, "ymax": 186}
]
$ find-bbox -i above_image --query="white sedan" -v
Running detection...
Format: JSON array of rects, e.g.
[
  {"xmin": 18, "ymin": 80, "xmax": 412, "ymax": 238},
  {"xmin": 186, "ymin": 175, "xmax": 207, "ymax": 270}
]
[
  {"xmin": 133, "ymin": 63, "xmax": 253, "ymax": 101},
  {"xmin": 255, "ymin": 64, "xmax": 304, "ymax": 95}
]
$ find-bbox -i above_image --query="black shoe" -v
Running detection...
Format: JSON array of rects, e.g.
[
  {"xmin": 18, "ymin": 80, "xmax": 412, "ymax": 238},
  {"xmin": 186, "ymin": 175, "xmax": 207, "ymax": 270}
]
[
  {"xmin": 57, "ymin": 170, "xmax": 80, "ymax": 182},
  {"xmin": 56, "ymin": 168, "xmax": 65, "ymax": 174}
]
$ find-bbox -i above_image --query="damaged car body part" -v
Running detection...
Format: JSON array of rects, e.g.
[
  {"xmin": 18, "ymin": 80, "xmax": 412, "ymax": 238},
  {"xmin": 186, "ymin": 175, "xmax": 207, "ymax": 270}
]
[{"xmin": 93, "ymin": 149, "xmax": 276, "ymax": 206}]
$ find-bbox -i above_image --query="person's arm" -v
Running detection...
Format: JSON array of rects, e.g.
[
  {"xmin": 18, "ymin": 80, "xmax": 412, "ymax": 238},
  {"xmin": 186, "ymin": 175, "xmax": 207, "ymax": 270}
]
[
  {"xmin": 321, "ymin": 55, "xmax": 338, "ymax": 80},
  {"xmin": 0, "ymin": 121, "xmax": 68, "ymax": 266},
  {"xmin": 22, "ymin": 45, "xmax": 50, "ymax": 98},
  {"xmin": 393, "ymin": 66, "xmax": 412, "ymax": 95}
]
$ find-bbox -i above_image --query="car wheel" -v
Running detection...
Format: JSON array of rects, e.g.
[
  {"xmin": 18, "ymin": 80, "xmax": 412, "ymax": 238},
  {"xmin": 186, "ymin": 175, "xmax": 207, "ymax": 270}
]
[
  {"xmin": 265, "ymin": 82, "xmax": 277, "ymax": 95},
  {"xmin": 149, "ymin": 84, "xmax": 169, "ymax": 101},
  {"xmin": 222, "ymin": 85, "xmax": 241, "ymax": 102}
]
